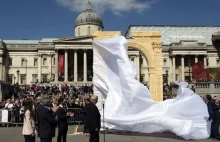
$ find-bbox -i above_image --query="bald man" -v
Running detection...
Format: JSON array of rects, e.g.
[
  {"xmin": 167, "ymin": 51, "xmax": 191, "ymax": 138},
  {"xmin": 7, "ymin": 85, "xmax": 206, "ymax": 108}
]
[
  {"xmin": 91, "ymin": 95, "xmax": 98, "ymax": 104},
  {"xmin": 83, "ymin": 96, "xmax": 101, "ymax": 142}
]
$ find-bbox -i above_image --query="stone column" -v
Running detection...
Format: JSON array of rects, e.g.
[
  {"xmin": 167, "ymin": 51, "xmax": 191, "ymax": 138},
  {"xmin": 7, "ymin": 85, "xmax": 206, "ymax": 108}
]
[
  {"xmin": 172, "ymin": 55, "xmax": 176, "ymax": 82},
  {"xmin": 204, "ymin": 55, "xmax": 207, "ymax": 69},
  {"xmin": 83, "ymin": 49, "xmax": 87, "ymax": 82},
  {"xmin": 181, "ymin": 55, "xmax": 185, "ymax": 81},
  {"xmin": 48, "ymin": 54, "xmax": 52, "ymax": 80},
  {"xmin": 136, "ymin": 55, "xmax": 140, "ymax": 81},
  {"xmin": 38, "ymin": 54, "xmax": 42, "ymax": 83},
  {"xmin": 74, "ymin": 50, "xmax": 78, "ymax": 82},
  {"xmin": 64, "ymin": 49, "xmax": 68, "ymax": 82},
  {"xmin": 55, "ymin": 50, "xmax": 59, "ymax": 82},
  {"xmin": 195, "ymin": 55, "xmax": 198, "ymax": 63}
]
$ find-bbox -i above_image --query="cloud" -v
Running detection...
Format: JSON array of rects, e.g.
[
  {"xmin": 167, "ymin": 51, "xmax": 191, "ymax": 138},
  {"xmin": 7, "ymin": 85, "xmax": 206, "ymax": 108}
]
[{"xmin": 54, "ymin": 0, "xmax": 159, "ymax": 15}]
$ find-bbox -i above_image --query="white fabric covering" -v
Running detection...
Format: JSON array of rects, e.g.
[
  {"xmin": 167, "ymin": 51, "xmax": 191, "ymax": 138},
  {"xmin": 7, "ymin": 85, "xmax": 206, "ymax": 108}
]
[{"xmin": 92, "ymin": 36, "xmax": 210, "ymax": 140}]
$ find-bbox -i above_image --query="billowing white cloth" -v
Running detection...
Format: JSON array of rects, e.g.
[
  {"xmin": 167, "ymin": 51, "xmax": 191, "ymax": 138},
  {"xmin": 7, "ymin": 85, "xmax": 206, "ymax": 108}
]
[{"xmin": 92, "ymin": 36, "xmax": 210, "ymax": 140}]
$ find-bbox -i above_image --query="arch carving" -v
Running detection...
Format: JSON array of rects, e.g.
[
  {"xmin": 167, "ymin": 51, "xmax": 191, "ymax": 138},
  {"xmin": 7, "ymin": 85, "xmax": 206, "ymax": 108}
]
[
  {"xmin": 128, "ymin": 42, "xmax": 154, "ymax": 68},
  {"xmin": 93, "ymin": 31, "xmax": 163, "ymax": 102}
]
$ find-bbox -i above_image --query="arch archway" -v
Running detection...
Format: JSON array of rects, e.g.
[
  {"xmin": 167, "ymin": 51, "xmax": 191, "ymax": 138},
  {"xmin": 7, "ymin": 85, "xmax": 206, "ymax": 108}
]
[{"xmin": 93, "ymin": 31, "xmax": 163, "ymax": 102}]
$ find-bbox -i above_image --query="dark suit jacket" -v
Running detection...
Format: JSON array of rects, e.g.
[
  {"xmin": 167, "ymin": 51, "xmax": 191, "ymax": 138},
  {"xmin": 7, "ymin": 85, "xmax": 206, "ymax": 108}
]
[
  {"xmin": 83, "ymin": 102, "xmax": 101, "ymax": 132},
  {"xmin": 56, "ymin": 106, "xmax": 69, "ymax": 129},
  {"xmin": 37, "ymin": 105, "xmax": 58, "ymax": 138},
  {"xmin": 207, "ymin": 101, "xmax": 219, "ymax": 121}
]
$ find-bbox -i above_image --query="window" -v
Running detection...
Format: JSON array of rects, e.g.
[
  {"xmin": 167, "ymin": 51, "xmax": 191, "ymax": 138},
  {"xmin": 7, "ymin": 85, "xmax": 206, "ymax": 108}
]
[
  {"xmin": 217, "ymin": 59, "xmax": 220, "ymax": 65},
  {"xmin": 32, "ymin": 74, "xmax": 38, "ymax": 82},
  {"xmin": 20, "ymin": 75, "xmax": 26, "ymax": 84},
  {"xmin": 98, "ymin": 28, "xmax": 101, "ymax": 31},
  {"xmin": 163, "ymin": 59, "xmax": 167, "ymax": 66},
  {"xmin": 163, "ymin": 74, "xmax": 168, "ymax": 84},
  {"xmin": 163, "ymin": 59, "xmax": 167, "ymax": 63},
  {"xmin": 42, "ymin": 74, "xmax": 48, "ymax": 83},
  {"xmin": 9, "ymin": 58, "xmax": 12, "ymax": 66},
  {"xmin": 88, "ymin": 26, "xmax": 91, "ymax": 35},
  {"xmin": 34, "ymin": 58, "xmax": 38, "ymax": 66},
  {"xmin": 43, "ymin": 58, "xmax": 47, "ymax": 65},
  {"xmin": 140, "ymin": 74, "xmax": 145, "ymax": 82},
  {"xmin": 7, "ymin": 75, "xmax": 13, "ymax": 84},
  {"xmin": 21, "ymin": 58, "xmax": 25, "ymax": 66},
  {"xmin": 21, "ymin": 58, "xmax": 27, "ymax": 66}
]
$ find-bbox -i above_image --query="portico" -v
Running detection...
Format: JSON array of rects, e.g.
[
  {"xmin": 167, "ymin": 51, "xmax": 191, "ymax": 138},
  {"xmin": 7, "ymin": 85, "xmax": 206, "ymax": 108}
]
[
  {"xmin": 53, "ymin": 40, "xmax": 93, "ymax": 83},
  {"xmin": 170, "ymin": 51, "xmax": 208, "ymax": 82}
]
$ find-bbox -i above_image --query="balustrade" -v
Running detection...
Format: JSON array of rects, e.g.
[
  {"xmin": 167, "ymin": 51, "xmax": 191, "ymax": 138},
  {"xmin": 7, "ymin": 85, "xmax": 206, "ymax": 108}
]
[{"xmin": 188, "ymin": 82, "xmax": 220, "ymax": 95}]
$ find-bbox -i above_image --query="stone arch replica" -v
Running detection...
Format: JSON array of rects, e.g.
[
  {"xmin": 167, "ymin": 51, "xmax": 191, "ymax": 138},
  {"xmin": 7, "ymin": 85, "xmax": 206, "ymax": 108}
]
[{"xmin": 93, "ymin": 31, "xmax": 163, "ymax": 102}]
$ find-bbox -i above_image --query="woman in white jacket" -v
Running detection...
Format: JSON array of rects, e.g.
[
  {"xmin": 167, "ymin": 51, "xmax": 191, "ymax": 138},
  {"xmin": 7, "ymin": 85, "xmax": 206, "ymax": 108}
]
[{"xmin": 22, "ymin": 98, "xmax": 35, "ymax": 142}]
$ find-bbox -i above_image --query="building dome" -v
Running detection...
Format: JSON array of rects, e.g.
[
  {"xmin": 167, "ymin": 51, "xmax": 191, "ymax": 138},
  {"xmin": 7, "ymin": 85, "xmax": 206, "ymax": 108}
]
[
  {"xmin": 212, "ymin": 32, "xmax": 220, "ymax": 41},
  {"xmin": 75, "ymin": 2, "xmax": 103, "ymax": 28}
]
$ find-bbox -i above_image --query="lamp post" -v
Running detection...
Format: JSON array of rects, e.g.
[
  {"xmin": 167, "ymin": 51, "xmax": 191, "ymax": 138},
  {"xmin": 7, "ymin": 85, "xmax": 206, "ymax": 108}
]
[
  {"xmin": 188, "ymin": 60, "xmax": 191, "ymax": 82},
  {"xmin": 16, "ymin": 69, "xmax": 20, "ymax": 84},
  {"xmin": 165, "ymin": 70, "xmax": 169, "ymax": 84}
]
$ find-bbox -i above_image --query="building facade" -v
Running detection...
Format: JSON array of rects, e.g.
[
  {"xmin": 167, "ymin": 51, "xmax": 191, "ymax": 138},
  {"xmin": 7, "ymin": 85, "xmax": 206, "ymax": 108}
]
[
  {"xmin": 126, "ymin": 26, "xmax": 220, "ymax": 84},
  {"xmin": 0, "ymin": 2, "xmax": 220, "ymax": 87}
]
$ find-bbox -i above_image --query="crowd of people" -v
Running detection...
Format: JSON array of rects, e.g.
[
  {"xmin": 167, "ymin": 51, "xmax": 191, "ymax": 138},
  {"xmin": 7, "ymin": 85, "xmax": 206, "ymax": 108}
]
[
  {"xmin": 2, "ymin": 81, "xmax": 220, "ymax": 141},
  {"xmin": 0, "ymin": 83, "xmax": 94, "ymax": 126},
  {"xmin": 20, "ymin": 94, "xmax": 100, "ymax": 142}
]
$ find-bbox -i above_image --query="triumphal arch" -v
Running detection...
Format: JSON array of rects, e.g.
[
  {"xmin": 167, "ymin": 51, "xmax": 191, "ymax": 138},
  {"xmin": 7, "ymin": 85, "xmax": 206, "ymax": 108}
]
[{"xmin": 93, "ymin": 31, "xmax": 163, "ymax": 102}]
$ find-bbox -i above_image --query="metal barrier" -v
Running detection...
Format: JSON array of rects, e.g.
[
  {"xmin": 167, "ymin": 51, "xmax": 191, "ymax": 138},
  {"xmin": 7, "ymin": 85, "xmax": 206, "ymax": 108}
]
[
  {"xmin": 67, "ymin": 108, "xmax": 82, "ymax": 125},
  {"xmin": 0, "ymin": 108, "xmax": 82, "ymax": 127}
]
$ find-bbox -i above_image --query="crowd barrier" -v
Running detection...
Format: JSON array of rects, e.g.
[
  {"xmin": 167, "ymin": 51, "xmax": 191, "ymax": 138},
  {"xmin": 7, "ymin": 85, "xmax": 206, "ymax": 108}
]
[{"xmin": 0, "ymin": 108, "xmax": 82, "ymax": 127}]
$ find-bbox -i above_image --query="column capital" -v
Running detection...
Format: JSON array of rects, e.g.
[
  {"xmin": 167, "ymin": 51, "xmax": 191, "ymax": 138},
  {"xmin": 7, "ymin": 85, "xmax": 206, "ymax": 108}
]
[
  {"xmin": 181, "ymin": 54, "xmax": 185, "ymax": 57},
  {"xmin": 38, "ymin": 54, "xmax": 42, "ymax": 57}
]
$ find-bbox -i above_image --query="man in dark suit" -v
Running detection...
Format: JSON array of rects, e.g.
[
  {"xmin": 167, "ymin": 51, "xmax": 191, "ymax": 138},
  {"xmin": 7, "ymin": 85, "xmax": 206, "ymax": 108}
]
[
  {"xmin": 83, "ymin": 96, "xmax": 101, "ymax": 142},
  {"xmin": 56, "ymin": 98, "xmax": 74, "ymax": 142},
  {"xmin": 205, "ymin": 94, "xmax": 220, "ymax": 140},
  {"xmin": 38, "ymin": 96, "xmax": 59, "ymax": 142}
]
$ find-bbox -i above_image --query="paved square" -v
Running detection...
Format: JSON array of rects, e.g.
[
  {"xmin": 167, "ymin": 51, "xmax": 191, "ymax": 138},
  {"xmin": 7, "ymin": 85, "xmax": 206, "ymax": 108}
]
[{"xmin": 0, "ymin": 127, "xmax": 218, "ymax": 142}]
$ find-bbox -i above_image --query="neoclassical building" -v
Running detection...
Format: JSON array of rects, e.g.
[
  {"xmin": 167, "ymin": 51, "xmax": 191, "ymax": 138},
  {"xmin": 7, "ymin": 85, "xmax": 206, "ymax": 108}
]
[{"xmin": 0, "ymin": 2, "xmax": 220, "ymax": 88}]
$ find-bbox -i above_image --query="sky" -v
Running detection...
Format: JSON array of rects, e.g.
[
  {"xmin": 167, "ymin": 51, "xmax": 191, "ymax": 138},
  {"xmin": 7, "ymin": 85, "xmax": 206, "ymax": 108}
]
[{"xmin": 0, "ymin": 0, "xmax": 219, "ymax": 40}]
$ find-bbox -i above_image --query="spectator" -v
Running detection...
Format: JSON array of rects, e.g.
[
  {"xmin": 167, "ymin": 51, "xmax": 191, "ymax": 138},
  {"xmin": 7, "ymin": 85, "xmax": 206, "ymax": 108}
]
[
  {"xmin": 204, "ymin": 94, "xmax": 220, "ymax": 140},
  {"xmin": 5, "ymin": 99, "xmax": 14, "ymax": 110},
  {"xmin": 56, "ymin": 98, "xmax": 74, "ymax": 142},
  {"xmin": 22, "ymin": 98, "xmax": 36, "ymax": 142},
  {"xmin": 83, "ymin": 96, "xmax": 101, "ymax": 142},
  {"xmin": 37, "ymin": 96, "xmax": 59, "ymax": 142}
]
